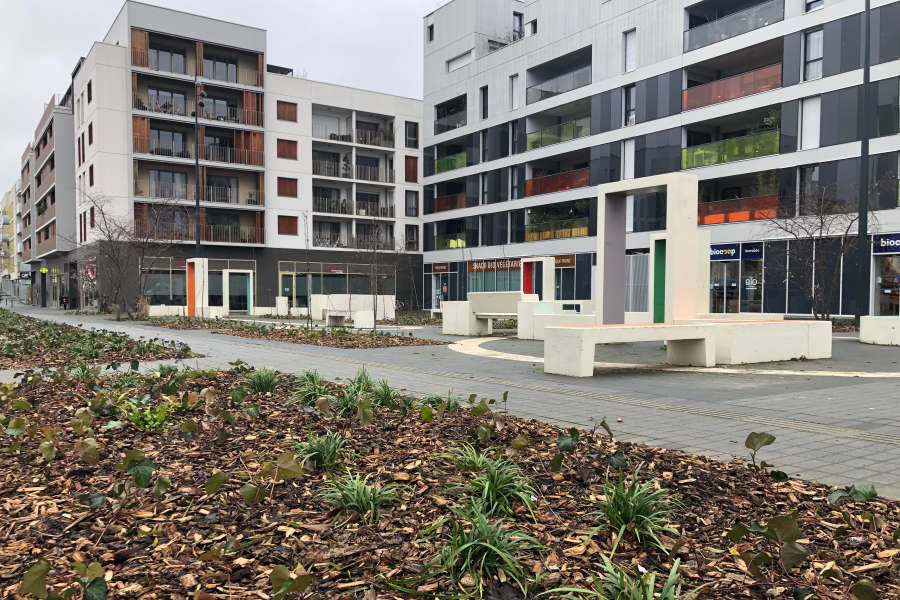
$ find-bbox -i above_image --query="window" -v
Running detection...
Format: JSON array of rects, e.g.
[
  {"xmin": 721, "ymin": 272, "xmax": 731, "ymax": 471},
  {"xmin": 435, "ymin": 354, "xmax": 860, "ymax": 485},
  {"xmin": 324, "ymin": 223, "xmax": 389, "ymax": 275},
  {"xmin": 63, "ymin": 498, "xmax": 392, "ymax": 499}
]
[
  {"xmin": 405, "ymin": 121, "xmax": 419, "ymax": 148},
  {"xmin": 87, "ymin": 81, "xmax": 92, "ymax": 103},
  {"xmin": 276, "ymin": 139, "xmax": 298, "ymax": 159},
  {"xmin": 481, "ymin": 130, "xmax": 489, "ymax": 162},
  {"xmin": 88, "ymin": 123, "xmax": 93, "ymax": 145},
  {"xmin": 801, "ymin": 96, "xmax": 821, "ymax": 150},
  {"xmin": 511, "ymin": 119, "xmax": 519, "ymax": 154},
  {"xmin": 622, "ymin": 138, "xmax": 635, "ymax": 180},
  {"xmin": 624, "ymin": 30, "xmax": 637, "ymax": 73},
  {"xmin": 427, "ymin": 24, "xmax": 434, "ymax": 42},
  {"xmin": 277, "ymin": 177, "xmax": 298, "ymax": 197},
  {"xmin": 276, "ymin": 101, "xmax": 297, "ymax": 122},
  {"xmin": 624, "ymin": 85, "xmax": 636, "ymax": 126},
  {"xmin": 511, "ymin": 166, "xmax": 519, "ymax": 198},
  {"xmin": 806, "ymin": 0, "xmax": 824, "ymax": 11},
  {"xmin": 90, "ymin": 207, "xmax": 95, "ymax": 228},
  {"xmin": 530, "ymin": 20, "xmax": 537, "ymax": 36},
  {"xmin": 405, "ymin": 156, "xmax": 418, "ymax": 183},
  {"xmin": 406, "ymin": 191, "xmax": 419, "ymax": 217},
  {"xmin": 510, "ymin": 74, "xmax": 519, "ymax": 110},
  {"xmin": 513, "ymin": 13, "xmax": 524, "ymax": 40},
  {"xmin": 805, "ymin": 30, "xmax": 824, "ymax": 81},
  {"xmin": 405, "ymin": 225, "xmax": 418, "ymax": 250},
  {"xmin": 480, "ymin": 86, "xmax": 488, "ymax": 119},
  {"xmin": 88, "ymin": 165, "xmax": 94, "ymax": 186},
  {"xmin": 447, "ymin": 51, "xmax": 472, "ymax": 73},
  {"xmin": 278, "ymin": 215, "xmax": 298, "ymax": 235},
  {"xmin": 481, "ymin": 173, "xmax": 489, "ymax": 205}
]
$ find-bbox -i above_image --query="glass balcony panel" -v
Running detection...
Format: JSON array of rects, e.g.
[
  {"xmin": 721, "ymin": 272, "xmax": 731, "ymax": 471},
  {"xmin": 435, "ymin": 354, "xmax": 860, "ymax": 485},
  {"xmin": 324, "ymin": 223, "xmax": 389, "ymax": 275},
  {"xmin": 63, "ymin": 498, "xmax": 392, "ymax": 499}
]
[
  {"xmin": 698, "ymin": 195, "xmax": 778, "ymax": 225},
  {"xmin": 683, "ymin": 64, "xmax": 783, "ymax": 111},
  {"xmin": 526, "ymin": 116, "xmax": 590, "ymax": 151},
  {"xmin": 684, "ymin": 0, "xmax": 784, "ymax": 52},
  {"xmin": 434, "ymin": 111, "xmax": 467, "ymax": 135},
  {"xmin": 525, "ymin": 65, "xmax": 592, "ymax": 105},
  {"xmin": 681, "ymin": 130, "xmax": 780, "ymax": 169},
  {"xmin": 435, "ymin": 233, "xmax": 466, "ymax": 250},
  {"xmin": 434, "ymin": 151, "xmax": 467, "ymax": 174},
  {"xmin": 524, "ymin": 218, "xmax": 590, "ymax": 242},
  {"xmin": 524, "ymin": 167, "xmax": 591, "ymax": 196}
]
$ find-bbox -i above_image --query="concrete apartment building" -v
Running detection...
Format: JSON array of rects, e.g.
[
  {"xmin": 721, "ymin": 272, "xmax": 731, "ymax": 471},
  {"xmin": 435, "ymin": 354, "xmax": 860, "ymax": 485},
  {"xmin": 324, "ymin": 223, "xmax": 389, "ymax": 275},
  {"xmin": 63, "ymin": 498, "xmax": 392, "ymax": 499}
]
[
  {"xmin": 13, "ymin": 1, "xmax": 423, "ymax": 312},
  {"xmin": 421, "ymin": 0, "xmax": 900, "ymax": 318},
  {"xmin": 0, "ymin": 183, "xmax": 16, "ymax": 293}
]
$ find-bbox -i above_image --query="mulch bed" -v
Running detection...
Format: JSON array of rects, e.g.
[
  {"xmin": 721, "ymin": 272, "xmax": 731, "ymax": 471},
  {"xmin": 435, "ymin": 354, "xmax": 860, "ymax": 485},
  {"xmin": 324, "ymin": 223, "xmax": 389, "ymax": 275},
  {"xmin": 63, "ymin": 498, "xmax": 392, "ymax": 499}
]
[
  {"xmin": 1, "ymin": 368, "xmax": 897, "ymax": 600},
  {"xmin": 377, "ymin": 312, "xmax": 443, "ymax": 327},
  {"xmin": 214, "ymin": 326, "xmax": 448, "ymax": 349},
  {"xmin": 144, "ymin": 318, "xmax": 238, "ymax": 331}
]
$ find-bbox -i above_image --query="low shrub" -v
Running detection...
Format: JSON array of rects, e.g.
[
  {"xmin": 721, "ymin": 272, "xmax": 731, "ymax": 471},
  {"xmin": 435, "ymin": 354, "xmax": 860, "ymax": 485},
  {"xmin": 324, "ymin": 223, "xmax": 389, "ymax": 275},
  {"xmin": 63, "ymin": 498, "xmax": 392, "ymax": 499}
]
[
  {"xmin": 243, "ymin": 368, "xmax": 281, "ymax": 394},
  {"xmin": 292, "ymin": 430, "xmax": 346, "ymax": 469},
  {"xmin": 448, "ymin": 456, "xmax": 536, "ymax": 520},
  {"xmin": 593, "ymin": 464, "xmax": 677, "ymax": 551},
  {"xmin": 321, "ymin": 473, "xmax": 401, "ymax": 524}
]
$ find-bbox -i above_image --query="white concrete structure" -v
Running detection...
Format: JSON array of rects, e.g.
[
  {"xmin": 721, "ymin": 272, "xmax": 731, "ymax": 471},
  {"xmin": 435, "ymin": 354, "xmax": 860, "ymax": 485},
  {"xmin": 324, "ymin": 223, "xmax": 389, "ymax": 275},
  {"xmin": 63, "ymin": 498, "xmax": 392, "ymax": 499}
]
[
  {"xmin": 442, "ymin": 290, "xmax": 536, "ymax": 335},
  {"xmin": 860, "ymin": 316, "xmax": 900, "ymax": 346}
]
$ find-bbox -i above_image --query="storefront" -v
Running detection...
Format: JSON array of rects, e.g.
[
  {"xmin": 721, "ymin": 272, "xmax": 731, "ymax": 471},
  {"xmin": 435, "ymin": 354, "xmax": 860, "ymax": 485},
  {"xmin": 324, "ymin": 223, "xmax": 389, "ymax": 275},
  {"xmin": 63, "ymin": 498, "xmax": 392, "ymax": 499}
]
[
  {"xmin": 873, "ymin": 233, "xmax": 900, "ymax": 316},
  {"xmin": 709, "ymin": 242, "xmax": 763, "ymax": 314},
  {"xmin": 278, "ymin": 261, "xmax": 396, "ymax": 310},
  {"xmin": 467, "ymin": 258, "xmax": 521, "ymax": 294}
]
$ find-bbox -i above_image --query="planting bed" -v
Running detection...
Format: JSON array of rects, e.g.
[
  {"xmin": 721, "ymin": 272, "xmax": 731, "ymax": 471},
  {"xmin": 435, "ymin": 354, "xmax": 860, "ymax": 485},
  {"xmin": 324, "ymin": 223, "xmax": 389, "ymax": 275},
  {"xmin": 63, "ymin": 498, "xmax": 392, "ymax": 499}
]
[
  {"xmin": 0, "ymin": 363, "xmax": 897, "ymax": 600},
  {"xmin": 0, "ymin": 310, "xmax": 194, "ymax": 369},
  {"xmin": 377, "ymin": 312, "xmax": 442, "ymax": 327},
  {"xmin": 145, "ymin": 317, "xmax": 238, "ymax": 331},
  {"xmin": 215, "ymin": 323, "xmax": 448, "ymax": 350}
]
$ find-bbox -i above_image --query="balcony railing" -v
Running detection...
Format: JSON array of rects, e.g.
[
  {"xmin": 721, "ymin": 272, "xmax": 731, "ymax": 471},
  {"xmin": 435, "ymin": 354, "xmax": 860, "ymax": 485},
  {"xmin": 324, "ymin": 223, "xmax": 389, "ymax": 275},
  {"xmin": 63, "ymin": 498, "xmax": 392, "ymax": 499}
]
[
  {"xmin": 313, "ymin": 161, "xmax": 350, "ymax": 178},
  {"xmin": 698, "ymin": 195, "xmax": 777, "ymax": 225},
  {"xmin": 132, "ymin": 93, "xmax": 192, "ymax": 117},
  {"xmin": 355, "ymin": 201, "xmax": 395, "ymax": 218},
  {"xmin": 434, "ymin": 192, "xmax": 466, "ymax": 213},
  {"xmin": 312, "ymin": 123, "xmax": 352, "ymax": 142},
  {"xmin": 133, "ymin": 181, "xmax": 264, "ymax": 206},
  {"xmin": 351, "ymin": 236, "xmax": 395, "ymax": 250},
  {"xmin": 435, "ymin": 151, "xmax": 466, "ymax": 174},
  {"xmin": 684, "ymin": 0, "xmax": 784, "ymax": 52},
  {"xmin": 133, "ymin": 91, "xmax": 264, "ymax": 126},
  {"xmin": 355, "ymin": 165, "xmax": 395, "ymax": 183},
  {"xmin": 313, "ymin": 197, "xmax": 352, "ymax": 215},
  {"xmin": 526, "ymin": 116, "xmax": 591, "ymax": 151},
  {"xmin": 203, "ymin": 145, "xmax": 265, "ymax": 167},
  {"xmin": 525, "ymin": 217, "xmax": 589, "ymax": 242},
  {"xmin": 35, "ymin": 168, "xmax": 56, "ymax": 202},
  {"xmin": 36, "ymin": 234, "xmax": 57, "ymax": 258},
  {"xmin": 314, "ymin": 233, "xmax": 347, "ymax": 248},
  {"xmin": 434, "ymin": 111, "xmax": 467, "ymax": 135},
  {"xmin": 356, "ymin": 129, "xmax": 395, "ymax": 148},
  {"xmin": 526, "ymin": 65, "xmax": 592, "ymax": 105},
  {"xmin": 135, "ymin": 221, "xmax": 265, "ymax": 244},
  {"xmin": 134, "ymin": 137, "xmax": 193, "ymax": 159},
  {"xmin": 132, "ymin": 49, "xmax": 196, "ymax": 77},
  {"xmin": 681, "ymin": 130, "xmax": 780, "ymax": 169},
  {"xmin": 36, "ymin": 201, "xmax": 56, "ymax": 230},
  {"xmin": 683, "ymin": 64, "xmax": 782, "ymax": 111},
  {"xmin": 435, "ymin": 233, "xmax": 465, "ymax": 250},
  {"xmin": 525, "ymin": 167, "xmax": 591, "ymax": 197},
  {"xmin": 200, "ymin": 62, "xmax": 263, "ymax": 87}
]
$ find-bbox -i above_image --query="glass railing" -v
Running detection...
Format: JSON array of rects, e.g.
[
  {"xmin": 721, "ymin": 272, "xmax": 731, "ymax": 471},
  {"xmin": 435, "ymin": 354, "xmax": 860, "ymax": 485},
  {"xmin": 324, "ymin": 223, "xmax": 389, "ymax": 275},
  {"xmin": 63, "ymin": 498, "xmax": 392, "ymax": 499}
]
[
  {"xmin": 698, "ymin": 195, "xmax": 778, "ymax": 225},
  {"xmin": 525, "ymin": 218, "xmax": 589, "ymax": 242},
  {"xmin": 526, "ymin": 65, "xmax": 592, "ymax": 105},
  {"xmin": 434, "ymin": 192, "xmax": 466, "ymax": 213},
  {"xmin": 435, "ymin": 233, "xmax": 466, "ymax": 250},
  {"xmin": 435, "ymin": 151, "xmax": 467, "ymax": 174},
  {"xmin": 525, "ymin": 168, "xmax": 591, "ymax": 197},
  {"xmin": 526, "ymin": 116, "xmax": 591, "ymax": 151},
  {"xmin": 434, "ymin": 111, "xmax": 467, "ymax": 135},
  {"xmin": 684, "ymin": 0, "xmax": 784, "ymax": 52},
  {"xmin": 683, "ymin": 64, "xmax": 782, "ymax": 111},
  {"xmin": 681, "ymin": 130, "xmax": 780, "ymax": 169}
]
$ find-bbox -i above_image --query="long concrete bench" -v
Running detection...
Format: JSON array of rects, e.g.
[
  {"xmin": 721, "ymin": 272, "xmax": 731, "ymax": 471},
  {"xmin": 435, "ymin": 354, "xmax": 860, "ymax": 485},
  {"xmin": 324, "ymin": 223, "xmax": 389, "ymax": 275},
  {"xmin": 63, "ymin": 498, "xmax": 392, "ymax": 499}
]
[
  {"xmin": 859, "ymin": 316, "xmax": 900, "ymax": 346},
  {"xmin": 545, "ymin": 323, "xmax": 717, "ymax": 377},
  {"xmin": 442, "ymin": 292, "xmax": 537, "ymax": 335},
  {"xmin": 325, "ymin": 309, "xmax": 375, "ymax": 329},
  {"xmin": 675, "ymin": 319, "xmax": 832, "ymax": 364}
]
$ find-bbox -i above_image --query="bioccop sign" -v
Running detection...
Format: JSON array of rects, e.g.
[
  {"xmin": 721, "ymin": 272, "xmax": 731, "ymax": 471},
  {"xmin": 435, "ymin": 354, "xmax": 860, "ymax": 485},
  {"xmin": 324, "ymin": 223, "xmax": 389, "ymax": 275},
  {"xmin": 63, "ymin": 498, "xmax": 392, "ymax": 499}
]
[
  {"xmin": 873, "ymin": 233, "xmax": 900, "ymax": 254},
  {"xmin": 710, "ymin": 244, "xmax": 740, "ymax": 260}
]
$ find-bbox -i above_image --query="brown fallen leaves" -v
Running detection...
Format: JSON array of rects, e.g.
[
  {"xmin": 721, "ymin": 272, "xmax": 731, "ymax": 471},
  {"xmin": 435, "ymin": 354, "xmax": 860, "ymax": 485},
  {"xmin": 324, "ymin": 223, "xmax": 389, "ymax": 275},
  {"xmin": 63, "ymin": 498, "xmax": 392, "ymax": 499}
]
[{"xmin": 215, "ymin": 327, "xmax": 448, "ymax": 349}]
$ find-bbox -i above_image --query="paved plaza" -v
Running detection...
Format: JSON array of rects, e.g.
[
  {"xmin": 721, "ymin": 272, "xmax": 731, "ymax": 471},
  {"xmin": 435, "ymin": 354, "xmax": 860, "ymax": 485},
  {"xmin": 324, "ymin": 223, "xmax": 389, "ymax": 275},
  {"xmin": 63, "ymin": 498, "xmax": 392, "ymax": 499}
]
[{"xmin": 7, "ymin": 305, "xmax": 900, "ymax": 498}]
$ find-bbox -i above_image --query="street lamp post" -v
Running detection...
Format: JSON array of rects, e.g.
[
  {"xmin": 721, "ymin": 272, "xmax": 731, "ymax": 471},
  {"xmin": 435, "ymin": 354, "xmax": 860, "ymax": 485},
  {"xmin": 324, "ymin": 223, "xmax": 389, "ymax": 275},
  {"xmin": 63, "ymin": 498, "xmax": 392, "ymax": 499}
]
[
  {"xmin": 855, "ymin": 0, "xmax": 872, "ymax": 326},
  {"xmin": 190, "ymin": 79, "xmax": 207, "ymax": 258}
]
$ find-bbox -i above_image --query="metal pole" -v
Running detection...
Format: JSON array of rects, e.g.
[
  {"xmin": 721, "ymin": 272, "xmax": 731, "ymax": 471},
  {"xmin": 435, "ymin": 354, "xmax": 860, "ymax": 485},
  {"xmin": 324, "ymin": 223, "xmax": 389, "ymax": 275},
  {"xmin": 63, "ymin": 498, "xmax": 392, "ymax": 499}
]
[
  {"xmin": 194, "ymin": 78, "xmax": 201, "ymax": 258},
  {"xmin": 855, "ymin": 0, "xmax": 871, "ymax": 326}
]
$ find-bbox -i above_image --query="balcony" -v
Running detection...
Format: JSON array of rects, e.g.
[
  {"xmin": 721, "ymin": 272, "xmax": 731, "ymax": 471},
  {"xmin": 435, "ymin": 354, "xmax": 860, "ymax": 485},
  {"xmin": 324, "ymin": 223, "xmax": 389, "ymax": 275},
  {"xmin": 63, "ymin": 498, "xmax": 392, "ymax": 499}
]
[
  {"xmin": 312, "ymin": 123, "xmax": 352, "ymax": 142},
  {"xmin": 132, "ymin": 93, "xmax": 264, "ymax": 127},
  {"xmin": 16, "ymin": 202, "xmax": 22, "ymax": 216},
  {"xmin": 525, "ymin": 167, "xmax": 590, "ymax": 197},
  {"xmin": 313, "ymin": 161, "xmax": 350, "ymax": 179},
  {"xmin": 525, "ymin": 218, "xmax": 589, "ymax": 242},
  {"xmin": 434, "ymin": 111, "xmax": 467, "ymax": 135},
  {"xmin": 434, "ymin": 192, "xmax": 466, "ymax": 213},
  {"xmin": 200, "ymin": 62, "xmax": 262, "ymax": 88},
  {"xmin": 135, "ymin": 221, "xmax": 265, "ymax": 244},
  {"xmin": 133, "ymin": 181, "xmax": 264, "ymax": 206},
  {"xmin": 435, "ymin": 151, "xmax": 466, "ymax": 174},
  {"xmin": 132, "ymin": 49, "xmax": 196, "ymax": 77},
  {"xmin": 355, "ymin": 129, "xmax": 394, "ymax": 148},
  {"xmin": 313, "ymin": 233, "xmax": 347, "ymax": 248},
  {"xmin": 355, "ymin": 201, "xmax": 395, "ymax": 218},
  {"xmin": 684, "ymin": 0, "xmax": 784, "ymax": 53},
  {"xmin": 313, "ymin": 197, "xmax": 352, "ymax": 215},
  {"xmin": 355, "ymin": 164, "xmax": 395, "ymax": 183},
  {"xmin": 526, "ymin": 66, "xmax": 591, "ymax": 105},
  {"xmin": 351, "ymin": 236, "xmax": 395, "ymax": 250},
  {"xmin": 203, "ymin": 146, "xmax": 264, "ymax": 167},
  {"xmin": 36, "ymin": 233, "xmax": 57, "ymax": 258},
  {"xmin": 36, "ymin": 201, "xmax": 56, "ymax": 230},
  {"xmin": 435, "ymin": 233, "xmax": 465, "ymax": 250},
  {"xmin": 698, "ymin": 195, "xmax": 777, "ymax": 225},
  {"xmin": 35, "ymin": 168, "xmax": 55, "ymax": 202},
  {"xmin": 683, "ymin": 64, "xmax": 782, "ymax": 111},
  {"xmin": 526, "ymin": 116, "xmax": 590, "ymax": 151},
  {"xmin": 681, "ymin": 130, "xmax": 780, "ymax": 169},
  {"xmin": 134, "ymin": 137, "xmax": 193, "ymax": 159}
]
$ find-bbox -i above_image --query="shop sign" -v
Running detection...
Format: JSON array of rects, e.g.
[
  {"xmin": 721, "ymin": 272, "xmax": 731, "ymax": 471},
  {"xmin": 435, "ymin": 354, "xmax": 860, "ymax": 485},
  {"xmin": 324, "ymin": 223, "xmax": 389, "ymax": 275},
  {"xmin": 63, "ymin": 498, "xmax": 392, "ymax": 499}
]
[
  {"xmin": 325, "ymin": 264, "xmax": 344, "ymax": 273},
  {"xmin": 741, "ymin": 242, "xmax": 764, "ymax": 260},
  {"xmin": 873, "ymin": 233, "xmax": 900, "ymax": 254},
  {"xmin": 554, "ymin": 254, "xmax": 576, "ymax": 268},
  {"xmin": 431, "ymin": 263, "xmax": 450, "ymax": 273},
  {"xmin": 710, "ymin": 244, "xmax": 740, "ymax": 261},
  {"xmin": 467, "ymin": 258, "xmax": 521, "ymax": 272}
]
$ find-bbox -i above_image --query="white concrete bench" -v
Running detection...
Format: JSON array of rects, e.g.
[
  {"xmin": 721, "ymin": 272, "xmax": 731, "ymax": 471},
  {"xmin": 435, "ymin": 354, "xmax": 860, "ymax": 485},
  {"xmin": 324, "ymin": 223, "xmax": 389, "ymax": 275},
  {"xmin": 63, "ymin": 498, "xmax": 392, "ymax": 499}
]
[
  {"xmin": 325, "ymin": 309, "xmax": 375, "ymax": 329},
  {"xmin": 545, "ymin": 323, "xmax": 717, "ymax": 377},
  {"xmin": 675, "ymin": 319, "xmax": 832, "ymax": 364},
  {"xmin": 442, "ymin": 292, "xmax": 537, "ymax": 335},
  {"xmin": 860, "ymin": 316, "xmax": 900, "ymax": 346}
]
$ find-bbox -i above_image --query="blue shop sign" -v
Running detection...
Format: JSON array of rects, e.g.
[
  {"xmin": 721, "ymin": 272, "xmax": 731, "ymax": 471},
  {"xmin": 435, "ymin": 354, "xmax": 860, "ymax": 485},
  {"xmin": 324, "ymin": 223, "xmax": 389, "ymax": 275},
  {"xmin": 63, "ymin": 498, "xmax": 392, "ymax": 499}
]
[
  {"xmin": 741, "ymin": 242, "xmax": 764, "ymax": 260},
  {"xmin": 710, "ymin": 243, "xmax": 740, "ymax": 260},
  {"xmin": 873, "ymin": 233, "xmax": 900, "ymax": 254}
]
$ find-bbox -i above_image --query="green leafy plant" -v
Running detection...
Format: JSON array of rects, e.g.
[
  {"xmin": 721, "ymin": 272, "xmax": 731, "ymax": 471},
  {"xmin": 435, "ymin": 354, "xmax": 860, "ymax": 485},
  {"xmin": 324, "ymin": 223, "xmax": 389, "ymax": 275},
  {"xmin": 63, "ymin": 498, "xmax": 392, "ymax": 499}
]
[
  {"xmin": 321, "ymin": 473, "xmax": 401, "ymax": 524},
  {"xmin": 442, "ymin": 442, "xmax": 494, "ymax": 472},
  {"xmin": 542, "ymin": 557, "xmax": 705, "ymax": 600},
  {"xmin": 549, "ymin": 417, "xmax": 614, "ymax": 482},
  {"xmin": 289, "ymin": 370, "xmax": 332, "ymax": 406},
  {"xmin": 421, "ymin": 389, "xmax": 461, "ymax": 413},
  {"xmin": 154, "ymin": 363, "xmax": 180, "ymax": 378},
  {"xmin": 20, "ymin": 558, "xmax": 109, "ymax": 600},
  {"xmin": 727, "ymin": 511, "xmax": 810, "ymax": 582},
  {"xmin": 69, "ymin": 360, "xmax": 102, "ymax": 383},
  {"xmin": 242, "ymin": 368, "xmax": 281, "ymax": 393},
  {"xmin": 119, "ymin": 397, "xmax": 172, "ymax": 432},
  {"xmin": 593, "ymin": 464, "xmax": 677, "ymax": 551},
  {"xmin": 291, "ymin": 429, "xmax": 346, "ymax": 470},
  {"xmin": 268, "ymin": 565, "xmax": 314, "ymax": 600},
  {"xmin": 372, "ymin": 379, "xmax": 398, "ymax": 407},
  {"xmin": 744, "ymin": 431, "xmax": 787, "ymax": 481},
  {"xmin": 828, "ymin": 484, "xmax": 880, "ymax": 538},
  {"xmin": 448, "ymin": 456, "xmax": 537, "ymax": 520}
]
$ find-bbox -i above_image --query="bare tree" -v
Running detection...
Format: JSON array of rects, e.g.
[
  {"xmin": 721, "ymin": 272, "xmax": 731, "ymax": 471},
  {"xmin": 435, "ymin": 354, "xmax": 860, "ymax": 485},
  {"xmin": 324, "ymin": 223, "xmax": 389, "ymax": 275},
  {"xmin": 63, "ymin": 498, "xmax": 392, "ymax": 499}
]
[
  {"xmin": 301, "ymin": 211, "xmax": 312, "ymax": 328},
  {"xmin": 352, "ymin": 216, "xmax": 395, "ymax": 331}
]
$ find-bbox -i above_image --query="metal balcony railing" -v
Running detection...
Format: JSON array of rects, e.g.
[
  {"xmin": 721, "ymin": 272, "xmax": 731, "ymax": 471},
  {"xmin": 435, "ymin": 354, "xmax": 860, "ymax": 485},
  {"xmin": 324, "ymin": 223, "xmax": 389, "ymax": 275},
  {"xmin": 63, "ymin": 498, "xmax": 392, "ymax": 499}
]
[
  {"xmin": 132, "ymin": 49, "xmax": 196, "ymax": 76},
  {"xmin": 525, "ymin": 218, "xmax": 589, "ymax": 242},
  {"xmin": 355, "ymin": 201, "xmax": 394, "ymax": 218},
  {"xmin": 312, "ymin": 161, "xmax": 350, "ymax": 178},
  {"xmin": 434, "ymin": 111, "xmax": 467, "ymax": 135},
  {"xmin": 434, "ymin": 151, "xmax": 466, "ymax": 174},
  {"xmin": 313, "ymin": 197, "xmax": 352, "ymax": 215},
  {"xmin": 355, "ymin": 165, "xmax": 395, "ymax": 183},
  {"xmin": 135, "ymin": 221, "xmax": 265, "ymax": 244},
  {"xmin": 200, "ymin": 62, "xmax": 263, "ymax": 87},
  {"xmin": 681, "ymin": 130, "xmax": 780, "ymax": 169},
  {"xmin": 133, "ymin": 137, "xmax": 193, "ymax": 159},
  {"xmin": 435, "ymin": 233, "xmax": 465, "ymax": 250},
  {"xmin": 526, "ymin": 65, "xmax": 591, "ymax": 105},
  {"xmin": 698, "ymin": 195, "xmax": 777, "ymax": 225},
  {"xmin": 355, "ymin": 129, "xmax": 395, "ymax": 148},
  {"xmin": 313, "ymin": 233, "xmax": 347, "ymax": 248},
  {"xmin": 203, "ymin": 145, "xmax": 264, "ymax": 167},
  {"xmin": 526, "ymin": 116, "xmax": 590, "ymax": 151},
  {"xmin": 683, "ymin": 64, "xmax": 783, "ymax": 111},
  {"xmin": 525, "ymin": 167, "xmax": 591, "ymax": 197},
  {"xmin": 351, "ymin": 235, "xmax": 395, "ymax": 250},
  {"xmin": 133, "ymin": 181, "xmax": 264, "ymax": 206},
  {"xmin": 684, "ymin": 0, "xmax": 784, "ymax": 52},
  {"xmin": 312, "ymin": 123, "xmax": 352, "ymax": 142},
  {"xmin": 434, "ymin": 192, "xmax": 466, "ymax": 213}
]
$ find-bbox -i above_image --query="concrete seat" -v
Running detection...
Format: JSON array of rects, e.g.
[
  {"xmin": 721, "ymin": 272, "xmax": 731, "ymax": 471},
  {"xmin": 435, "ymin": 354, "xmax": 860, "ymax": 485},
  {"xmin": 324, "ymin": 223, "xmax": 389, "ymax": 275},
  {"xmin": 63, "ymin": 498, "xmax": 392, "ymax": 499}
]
[
  {"xmin": 325, "ymin": 309, "xmax": 375, "ymax": 329},
  {"xmin": 442, "ymin": 292, "xmax": 537, "ymax": 335},
  {"xmin": 860, "ymin": 316, "xmax": 900, "ymax": 346},
  {"xmin": 674, "ymin": 319, "xmax": 832, "ymax": 364},
  {"xmin": 545, "ymin": 323, "xmax": 717, "ymax": 377}
]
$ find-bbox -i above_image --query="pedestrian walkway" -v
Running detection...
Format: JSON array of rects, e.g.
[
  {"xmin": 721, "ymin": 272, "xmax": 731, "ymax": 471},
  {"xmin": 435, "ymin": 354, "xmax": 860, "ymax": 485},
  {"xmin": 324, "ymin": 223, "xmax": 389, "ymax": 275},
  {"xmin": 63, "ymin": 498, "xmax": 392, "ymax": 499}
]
[{"xmin": 9, "ymin": 305, "xmax": 900, "ymax": 498}]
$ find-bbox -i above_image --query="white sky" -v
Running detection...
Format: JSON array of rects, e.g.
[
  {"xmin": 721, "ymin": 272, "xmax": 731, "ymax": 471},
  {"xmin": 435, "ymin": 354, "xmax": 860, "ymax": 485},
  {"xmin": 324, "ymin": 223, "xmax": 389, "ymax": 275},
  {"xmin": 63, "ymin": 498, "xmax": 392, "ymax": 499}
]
[{"xmin": 0, "ymin": 0, "xmax": 430, "ymax": 189}]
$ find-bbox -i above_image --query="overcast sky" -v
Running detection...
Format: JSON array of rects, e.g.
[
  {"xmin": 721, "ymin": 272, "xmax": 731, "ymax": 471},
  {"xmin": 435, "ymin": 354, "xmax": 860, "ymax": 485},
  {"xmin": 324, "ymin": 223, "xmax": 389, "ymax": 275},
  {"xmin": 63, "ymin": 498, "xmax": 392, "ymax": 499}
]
[{"xmin": 0, "ymin": 0, "xmax": 429, "ymax": 189}]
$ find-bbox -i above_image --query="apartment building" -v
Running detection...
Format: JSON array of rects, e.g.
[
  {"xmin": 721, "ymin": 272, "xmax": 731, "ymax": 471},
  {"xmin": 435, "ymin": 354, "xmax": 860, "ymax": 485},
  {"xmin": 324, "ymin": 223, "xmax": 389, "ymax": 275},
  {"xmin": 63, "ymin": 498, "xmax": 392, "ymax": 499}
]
[
  {"xmin": 66, "ymin": 1, "xmax": 423, "ymax": 313},
  {"xmin": 0, "ymin": 184, "xmax": 15, "ymax": 293},
  {"xmin": 421, "ymin": 0, "xmax": 900, "ymax": 318}
]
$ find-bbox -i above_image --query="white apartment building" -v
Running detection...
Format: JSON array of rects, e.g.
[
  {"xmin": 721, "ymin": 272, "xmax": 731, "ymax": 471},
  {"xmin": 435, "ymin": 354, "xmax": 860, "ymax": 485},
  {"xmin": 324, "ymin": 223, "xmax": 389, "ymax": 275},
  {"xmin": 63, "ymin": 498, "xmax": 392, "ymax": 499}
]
[
  {"xmin": 421, "ymin": 0, "xmax": 900, "ymax": 319},
  {"xmin": 47, "ymin": 1, "xmax": 424, "ymax": 311}
]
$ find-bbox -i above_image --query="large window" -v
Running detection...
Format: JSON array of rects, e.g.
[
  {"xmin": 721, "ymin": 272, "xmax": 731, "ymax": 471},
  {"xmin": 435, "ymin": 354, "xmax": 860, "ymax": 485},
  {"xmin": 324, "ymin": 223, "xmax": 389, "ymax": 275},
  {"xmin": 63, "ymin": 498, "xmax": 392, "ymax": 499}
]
[
  {"xmin": 624, "ymin": 85, "xmax": 636, "ymax": 126},
  {"xmin": 206, "ymin": 174, "xmax": 238, "ymax": 203},
  {"xmin": 405, "ymin": 122, "xmax": 419, "ymax": 148},
  {"xmin": 800, "ymin": 96, "xmax": 821, "ymax": 150},
  {"xmin": 149, "ymin": 169, "xmax": 187, "ymax": 199},
  {"xmin": 147, "ymin": 87, "xmax": 186, "ymax": 115},
  {"xmin": 806, "ymin": 0, "xmax": 824, "ymax": 11},
  {"xmin": 405, "ymin": 190, "xmax": 419, "ymax": 217},
  {"xmin": 624, "ymin": 30, "xmax": 637, "ymax": 73},
  {"xmin": 143, "ymin": 259, "xmax": 187, "ymax": 306},
  {"xmin": 203, "ymin": 55, "xmax": 238, "ymax": 83},
  {"xmin": 510, "ymin": 75, "xmax": 519, "ymax": 110},
  {"xmin": 804, "ymin": 30, "xmax": 824, "ymax": 81},
  {"xmin": 405, "ymin": 225, "xmax": 418, "ymax": 251}
]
